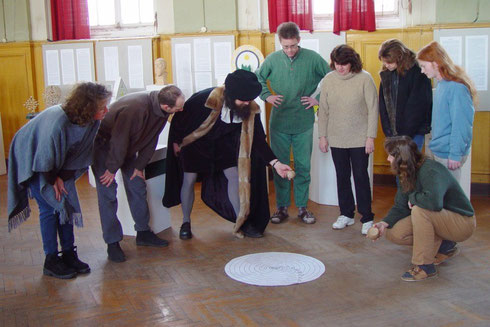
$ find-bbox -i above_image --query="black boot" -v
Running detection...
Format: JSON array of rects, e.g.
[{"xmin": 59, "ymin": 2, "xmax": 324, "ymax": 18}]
[
  {"xmin": 43, "ymin": 253, "xmax": 77, "ymax": 279},
  {"xmin": 62, "ymin": 246, "xmax": 90, "ymax": 274},
  {"xmin": 136, "ymin": 230, "xmax": 169, "ymax": 247},
  {"xmin": 240, "ymin": 224, "xmax": 264, "ymax": 238},
  {"xmin": 107, "ymin": 242, "xmax": 126, "ymax": 263},
  {"xmin": 179, "ymin": 222, "xmax": 192, "ymax": 240}
]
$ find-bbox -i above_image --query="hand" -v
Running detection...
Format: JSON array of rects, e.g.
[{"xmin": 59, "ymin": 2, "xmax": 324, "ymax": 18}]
[
  {"xmin": 301, "ymin": 96, "xmax": 318, "ymax": 110},
  {"xmin": 100, "ymin": 169, "xmax": 116, "ymax": 187},
  {"xmin": 173, "ymin": 142, "xmax": 181, "ymax": 156},
  {"xmin": 53, "ymin": 177, "xmax": 68, "ymax": 202},
  {"xmin": 365, "ymin": 137, "xmax": 375, "ymax": 154},
  {"xmin": 373, "ymin": 221, "xmax": 389, "ymax": 238},
  {"xmin": 130, "ymin": 168, "xmax": 145, "ymax": 181},
  {"xmin": 319, "ymin": 136, "xmax": 329, "ymax": 153},
  {"xmin": 448, "ymin": 159, "xmax": 461, "ymax": 170},
  {"xmin": 266, "ymin": 95, "xmax": 283, "ymax": 108},
  {"xmin": 271, "ymin": 160, "xmax": 292, "ymax": 179}
]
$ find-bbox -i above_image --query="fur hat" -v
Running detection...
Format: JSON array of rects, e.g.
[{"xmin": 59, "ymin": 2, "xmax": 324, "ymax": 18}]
[{"xmin": 225, "ymin": 69, "xmax": 262, "ymax": 101}]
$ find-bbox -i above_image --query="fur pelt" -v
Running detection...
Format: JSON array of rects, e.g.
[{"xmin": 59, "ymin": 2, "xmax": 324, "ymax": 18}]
[{"xmin": 380, "ymin": 70, "xmax": 398, "ymax": 136}]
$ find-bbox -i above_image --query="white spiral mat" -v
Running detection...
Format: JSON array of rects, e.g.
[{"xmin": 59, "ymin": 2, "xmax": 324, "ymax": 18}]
[{"xmin": 224, "ymin": 252, "xmax": 325, "ymax": 286}]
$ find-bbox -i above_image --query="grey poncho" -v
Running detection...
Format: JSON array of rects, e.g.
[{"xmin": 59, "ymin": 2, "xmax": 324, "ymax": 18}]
[{"xmin": 7, "ymin": 105, "xmax": 100, "ymax": 231}]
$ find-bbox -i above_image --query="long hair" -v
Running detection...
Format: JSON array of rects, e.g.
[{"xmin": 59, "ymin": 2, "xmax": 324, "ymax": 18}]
[
  {"xmin": 378, "ymin": 39, "xmax": 416, "ymax": 76},
  {"xmin": 330, "ymin": 44, "xmax": 363, "ymax": 73},
  {"xmin": 384, "ymin": 136, "xmax": 425, "ymax": 193},
  {"xmin": 417, "ymin": 41, "xmax": 477, "ymax": 103},
  {"xmin": 63, "ymin": 82, "xmax": 111, "ymax": 126}
]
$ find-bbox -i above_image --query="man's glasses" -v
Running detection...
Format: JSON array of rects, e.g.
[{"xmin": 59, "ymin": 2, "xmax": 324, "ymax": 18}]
[{"xmin": 282, "ymin": 44, "xmax": 299, "ymax": 50}]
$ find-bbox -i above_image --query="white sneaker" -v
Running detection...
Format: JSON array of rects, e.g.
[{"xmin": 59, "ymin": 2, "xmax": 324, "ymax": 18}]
[
  {"xmin": 332, "ymin": 215, "xmax": 355, "ymax": 230},
  {"xmin": 361, "ymin": 221, "xmax": 374, "ymax": 235}
]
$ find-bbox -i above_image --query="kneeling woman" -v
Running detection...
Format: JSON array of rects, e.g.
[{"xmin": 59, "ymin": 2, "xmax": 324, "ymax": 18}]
[{"xmin": 373, "ymin": 136, "xmax": 476, "ymax": 281}]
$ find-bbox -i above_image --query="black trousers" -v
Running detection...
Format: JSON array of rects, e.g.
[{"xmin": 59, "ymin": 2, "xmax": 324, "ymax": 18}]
[{"xmin": 331, "ymin": 147, "xmax": 374, "ymax": 223}]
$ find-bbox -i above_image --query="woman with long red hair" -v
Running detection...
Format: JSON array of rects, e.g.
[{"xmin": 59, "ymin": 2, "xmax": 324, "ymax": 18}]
[{"xmin": 416, "ymin": 41, "xmax": 476, "ymax": 182}]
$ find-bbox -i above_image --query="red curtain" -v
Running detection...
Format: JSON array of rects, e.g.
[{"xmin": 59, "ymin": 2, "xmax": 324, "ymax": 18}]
[
  {"xmin": 268, "ymin": 0, "xmax": 313, "ymax": 33},
  {"xmin": 333, "ymin": 0, "xmax": 376, "ymax": 35},
  {"xmin": 50, "ymin": 0, "xmax": 90, "ymax": 41}
]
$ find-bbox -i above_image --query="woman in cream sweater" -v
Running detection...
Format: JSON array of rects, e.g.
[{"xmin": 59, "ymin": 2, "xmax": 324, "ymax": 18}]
[{"xmin": 318, "ymin": 44, "xmax": 379, "ymax": 235}]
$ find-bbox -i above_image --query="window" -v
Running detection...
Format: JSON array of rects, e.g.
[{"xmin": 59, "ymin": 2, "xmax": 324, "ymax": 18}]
[
  {"xmin": 88, "ymin": 0, "xmax": 155, "ymax": 38},
  {"xmin": 312, "ymin": 0, "xmax": 400, "ymax": 31}
]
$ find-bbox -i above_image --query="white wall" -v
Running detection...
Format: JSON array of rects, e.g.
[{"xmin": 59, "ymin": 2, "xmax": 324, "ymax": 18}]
[
  {"xmin": 29, "ymin": 0, "xmax": 48, "ymax": 40},
  {"xmin": 236, "ymin": 0, "xmax": 269, "ymax": 31},
  {"xmin": 408, "ymin": 0, "xmax": 436, "ymax": 26},
  {"xmin": 27, "ymin": 0, "xmax": 436, "ymax": 40},
  {"xmin": 156, "ymin": 0, "xmax": 175, "ymax": 34}
]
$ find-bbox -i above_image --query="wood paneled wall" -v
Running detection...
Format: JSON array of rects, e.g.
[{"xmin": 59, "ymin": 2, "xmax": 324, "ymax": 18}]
[
  {"xmin": 346, "ymin": 28, "xmax": 434, "ymax": 176},
  {"xmin": 347, "ymin": 27, "xmax": 489, "ymax": 183},
  {"xmin": 0, "ymin": 42, "xmax": 36, "ymax": 158},
  {"xmin": 1, "ymin": 29, "xmax": 488, "ymax": 183}
]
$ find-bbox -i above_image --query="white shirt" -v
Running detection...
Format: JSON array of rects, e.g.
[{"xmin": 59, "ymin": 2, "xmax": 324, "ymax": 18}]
[{"xmin": 220, "ymin": 105, "xmax": 243, "ymax": 123}]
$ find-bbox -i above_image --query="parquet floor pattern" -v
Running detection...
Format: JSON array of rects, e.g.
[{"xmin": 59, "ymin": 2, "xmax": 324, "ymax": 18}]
[{"xmin": 1, "ymin": 173, "xmax": 489, "ymax": 326}]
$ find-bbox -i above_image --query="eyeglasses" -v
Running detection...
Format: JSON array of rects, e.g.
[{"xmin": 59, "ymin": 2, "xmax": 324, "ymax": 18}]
[{"xmin": 282, "ymin": 43, "xmax": 299, "ymax": 50}]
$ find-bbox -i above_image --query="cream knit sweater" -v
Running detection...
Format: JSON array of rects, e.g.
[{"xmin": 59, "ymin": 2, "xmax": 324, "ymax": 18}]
[{"xmin": 318, "ymin": 70, "xmax": 378, "ymax": 148}]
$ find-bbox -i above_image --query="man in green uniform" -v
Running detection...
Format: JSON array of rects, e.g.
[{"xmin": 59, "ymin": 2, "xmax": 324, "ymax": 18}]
[{"xmin": 256, "ymin": 22, "xmax": 329, "ymax": 224}]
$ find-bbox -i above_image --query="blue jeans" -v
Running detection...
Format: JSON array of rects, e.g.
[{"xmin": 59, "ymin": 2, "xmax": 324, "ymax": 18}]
[
  {"xmin": 29, "ymin": 175, "xmax": 74, "ymax": 255},
  {"xmin": 412, "ymin": 134, "xmax": 425, "ymax": 151}
]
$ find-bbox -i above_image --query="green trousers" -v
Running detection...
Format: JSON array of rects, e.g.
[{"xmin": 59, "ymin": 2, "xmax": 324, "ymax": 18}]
[{"xmin": 270, "ymin": 127, "xmax": 313, "ymax": 208}]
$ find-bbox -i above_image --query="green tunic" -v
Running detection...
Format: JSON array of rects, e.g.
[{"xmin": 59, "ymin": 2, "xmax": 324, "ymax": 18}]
[{"xmin": 256, "ymin": 47, "xmax": 329, "ymax": 134}]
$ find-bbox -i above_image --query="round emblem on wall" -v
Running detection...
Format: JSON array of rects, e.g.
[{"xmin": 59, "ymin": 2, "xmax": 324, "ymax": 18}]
[{"xmin": 231, "ymin": 45, "xmax": 265, "ymax": 72}]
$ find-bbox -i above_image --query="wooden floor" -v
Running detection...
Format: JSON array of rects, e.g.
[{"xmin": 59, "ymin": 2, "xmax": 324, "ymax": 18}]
[{"xmin": 1, "ymin": 173, "xmax": 489, "ymax": 327}]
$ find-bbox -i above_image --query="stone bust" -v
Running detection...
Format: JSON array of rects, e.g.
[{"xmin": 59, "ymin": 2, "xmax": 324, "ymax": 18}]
[{"xmin": 154, "ymin": 58, "xmax": 167, "ymax": 85}]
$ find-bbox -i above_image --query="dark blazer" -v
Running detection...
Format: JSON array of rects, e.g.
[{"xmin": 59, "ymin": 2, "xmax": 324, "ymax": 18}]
[{"xmin": 379, "ymin": 64, "xmax": 433, "ymax": 138}]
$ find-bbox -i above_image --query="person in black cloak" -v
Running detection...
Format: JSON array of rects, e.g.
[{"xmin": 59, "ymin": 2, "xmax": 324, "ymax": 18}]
[{"xmin": 163, "ymin": 69, "xmax": 292, "ymax": 239}]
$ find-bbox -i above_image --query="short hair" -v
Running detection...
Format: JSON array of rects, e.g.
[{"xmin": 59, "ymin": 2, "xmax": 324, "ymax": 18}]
[
  {"xmin": 158, "ymin": 85, "xmax": 183, "ymax": 107},
  {"xmin": 63, "ymin": 82, "xmax": 111, "ymax": 126},
  {"xmin": 417, "ymin": 41, "xmax": 477, "ymax": 102},
  {"xmin": 277, "ymin": 22, "xmax": 300, "ymax": 40},
  {"xmin": 378, "ymin": 39, "xmax": 416, "ymax": 76},
  {"xmin": 329, "ymin": 45, "xmax": 363, "ymax": 73}
]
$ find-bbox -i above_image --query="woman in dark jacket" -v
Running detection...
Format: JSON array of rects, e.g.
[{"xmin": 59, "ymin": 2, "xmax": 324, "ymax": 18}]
[{"xmin": 378, "ymin": 39, "xmax": 432, "ymax": 150}]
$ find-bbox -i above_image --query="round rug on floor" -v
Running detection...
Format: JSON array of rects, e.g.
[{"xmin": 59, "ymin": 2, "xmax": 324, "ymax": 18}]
[{"xmin": 224, "ymin": 252, "xmax": 325, "ymax": 286}]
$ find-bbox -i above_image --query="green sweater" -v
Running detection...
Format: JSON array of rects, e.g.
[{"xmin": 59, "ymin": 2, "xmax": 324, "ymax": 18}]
[
  {"xmin": 256, "ymin": 47, "xmax": 329, "ymax": 134},
  {"xmin": 383, "ymin": 159, "xmax": 474, "ymax": 228}
]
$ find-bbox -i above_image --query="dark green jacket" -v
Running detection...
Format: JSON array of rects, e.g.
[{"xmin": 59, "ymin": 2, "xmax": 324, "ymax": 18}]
[
  {"xmin": 256, "ymin": 47, "xmax": 329, "ymax": 134},
  {"xmin": 383, "ymin": 159, "xmax": 474, "ymax": 227}
]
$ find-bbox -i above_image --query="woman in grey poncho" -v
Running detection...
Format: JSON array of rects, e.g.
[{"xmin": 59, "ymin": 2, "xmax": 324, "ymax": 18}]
[{"xmin": 8, "ymin": 82, "xmax": 111, "ymax": 279}]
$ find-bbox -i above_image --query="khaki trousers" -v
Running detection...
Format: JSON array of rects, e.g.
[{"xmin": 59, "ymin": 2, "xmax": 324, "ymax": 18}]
[{"xmin": 385, "ymin": 206, "xmax": 476, "ymax": 265}]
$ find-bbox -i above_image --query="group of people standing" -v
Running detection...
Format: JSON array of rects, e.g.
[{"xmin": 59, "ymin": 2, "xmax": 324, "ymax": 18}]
[{"xmin": 7, "ymin": 22, "xmax": 476, "ymax": 282}]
